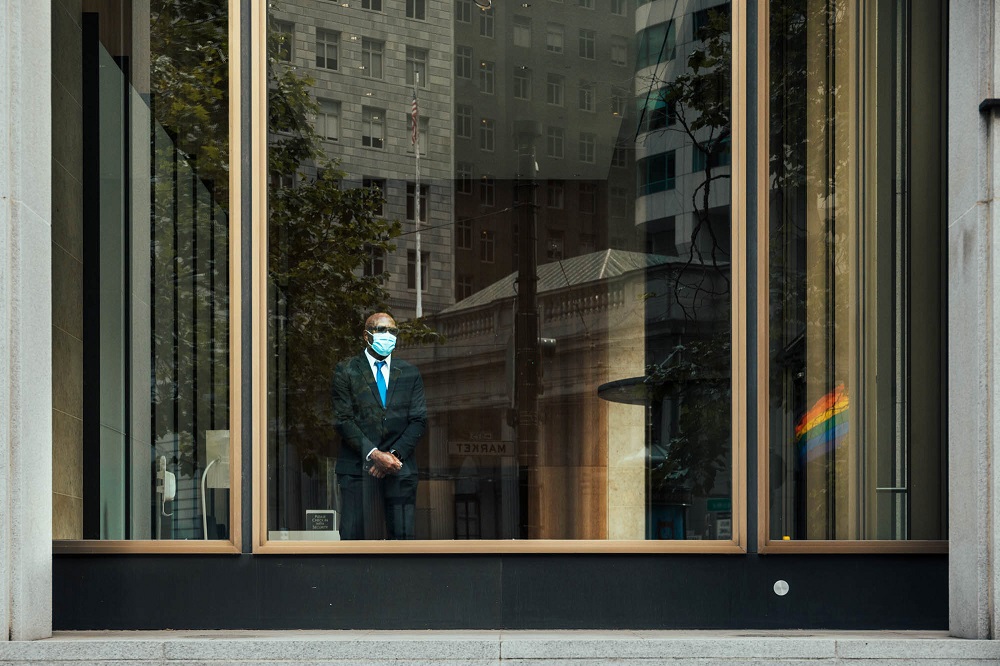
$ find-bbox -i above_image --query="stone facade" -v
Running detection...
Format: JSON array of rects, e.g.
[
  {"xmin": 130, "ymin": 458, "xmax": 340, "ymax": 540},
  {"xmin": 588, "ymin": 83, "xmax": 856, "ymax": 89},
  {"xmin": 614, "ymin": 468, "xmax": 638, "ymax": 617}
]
[
  {"xmin": 1, "ymin": 0, "xmax": 53, "ymax": 642},
  {"xmin": 947, "ymin": 0, "xmax": 1000, "ymax": 641}
]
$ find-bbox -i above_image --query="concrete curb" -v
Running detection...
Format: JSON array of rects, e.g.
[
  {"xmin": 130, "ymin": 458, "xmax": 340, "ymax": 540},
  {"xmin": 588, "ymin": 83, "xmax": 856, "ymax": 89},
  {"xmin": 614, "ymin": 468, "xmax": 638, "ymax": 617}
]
[{"xmin": 0, "ymin": 631, "xmax": 998, "ymax": 664}]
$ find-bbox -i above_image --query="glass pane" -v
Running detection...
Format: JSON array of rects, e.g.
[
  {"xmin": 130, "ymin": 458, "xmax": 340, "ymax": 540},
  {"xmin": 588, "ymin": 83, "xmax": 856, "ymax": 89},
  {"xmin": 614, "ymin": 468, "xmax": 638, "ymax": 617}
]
[
  {"xmin": 767, "ymin": 0, "xmax": 944, "ymax": 540},
  {"xmin": 51, "ymin": 2, "xmax": 231, "ymax": 539},
  {"xmin": 267, "ymin": 1, "xmax": 733, "ymax": 541}
]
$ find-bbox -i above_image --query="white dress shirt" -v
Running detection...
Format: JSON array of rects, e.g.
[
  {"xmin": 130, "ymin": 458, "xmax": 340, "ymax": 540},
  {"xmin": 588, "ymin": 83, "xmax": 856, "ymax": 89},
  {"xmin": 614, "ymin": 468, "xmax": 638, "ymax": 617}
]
[{"xmin": 363, "ymin": 349, "xmax": 391, "ymax": 460}]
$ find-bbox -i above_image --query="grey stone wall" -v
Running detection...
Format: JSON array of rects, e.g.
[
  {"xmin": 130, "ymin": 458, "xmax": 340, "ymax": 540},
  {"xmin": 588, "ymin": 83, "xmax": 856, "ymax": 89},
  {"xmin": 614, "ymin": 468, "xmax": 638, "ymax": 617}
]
[
  {"xmin": 0, "ymin": 0, "xmax": 53, "ymax": 642},
  {"xmin": 948, "ymin": 0, "xmax": 1000, "ymax": 641}
]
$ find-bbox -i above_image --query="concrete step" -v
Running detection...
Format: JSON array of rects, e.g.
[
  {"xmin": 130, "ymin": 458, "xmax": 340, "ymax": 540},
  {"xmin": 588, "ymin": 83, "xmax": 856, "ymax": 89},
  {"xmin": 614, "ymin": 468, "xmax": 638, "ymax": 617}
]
[{"xmin": 1, "ymin": 630, "xmax": 998, "ymax": 664}]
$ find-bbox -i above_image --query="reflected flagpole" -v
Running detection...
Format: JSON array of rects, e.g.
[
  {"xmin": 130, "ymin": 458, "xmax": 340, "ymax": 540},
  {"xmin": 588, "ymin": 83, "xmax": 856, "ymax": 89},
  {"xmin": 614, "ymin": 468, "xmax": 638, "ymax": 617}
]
[{"xmin": 412, "ymin": 75, "xmax": 422, "ymax": 318}]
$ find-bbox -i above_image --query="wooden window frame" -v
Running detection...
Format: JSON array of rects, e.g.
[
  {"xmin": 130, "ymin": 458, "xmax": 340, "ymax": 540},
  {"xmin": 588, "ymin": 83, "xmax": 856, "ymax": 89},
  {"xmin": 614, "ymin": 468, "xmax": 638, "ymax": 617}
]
[
  {"xmin": 754, "ymin": 1, "xmax": 946, "ymax": 556},
  {"xmin": 55, "ymin": 0, "xmax": 243, "ymax": 555},
  {"xmin": 250, "ymin": 0, "xmax": 748, "ymax": 554}
]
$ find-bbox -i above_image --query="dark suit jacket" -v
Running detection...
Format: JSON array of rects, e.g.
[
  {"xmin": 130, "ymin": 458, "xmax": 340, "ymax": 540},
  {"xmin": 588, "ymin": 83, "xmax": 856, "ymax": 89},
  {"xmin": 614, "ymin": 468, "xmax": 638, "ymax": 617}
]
[{"xmin": 332, "ymin": 352, "xmax": 426, "ymax": 477}]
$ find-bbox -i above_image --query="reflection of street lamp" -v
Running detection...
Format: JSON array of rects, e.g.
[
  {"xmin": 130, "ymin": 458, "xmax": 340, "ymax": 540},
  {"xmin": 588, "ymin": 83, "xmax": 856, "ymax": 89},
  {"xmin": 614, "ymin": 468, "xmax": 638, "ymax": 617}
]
[{"xmin": 474, "ymin": 0, "xmax": 493, "ymax": 8}]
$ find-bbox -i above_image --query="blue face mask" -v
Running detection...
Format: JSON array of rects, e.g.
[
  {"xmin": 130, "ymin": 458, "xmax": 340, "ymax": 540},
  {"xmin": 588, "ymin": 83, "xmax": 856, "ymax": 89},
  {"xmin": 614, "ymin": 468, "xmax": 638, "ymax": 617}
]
[{"xmin": 369, "ymin": 332, "xmax": 397, "ymax": 357}]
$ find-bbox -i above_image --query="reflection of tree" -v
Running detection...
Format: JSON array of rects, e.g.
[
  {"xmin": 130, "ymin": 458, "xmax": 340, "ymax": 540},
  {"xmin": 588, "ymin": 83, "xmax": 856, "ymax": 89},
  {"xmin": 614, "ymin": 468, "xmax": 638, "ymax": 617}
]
[
  {"xmin": 769, "ymin": 0, "xmax": 854, "ymax": 399},
  {"xmin": 149, "ymin": 0, "xmax": 232, "ymax": 480},
  {"xmin": 770, "ymin": 0, "xmax": 855, "ymax": 341},
  {"xmin": 265, "ymin": 19, "xmax": 399, "ymax": 473},
  {"xmin": 144, "ymin": 2, "xmax": 418, "ymax": 484},
  {"xmin": 638, "ymin": 7, "xmax": 732, "ymax": 315},
  {"xmin": 645, "ymin": 335, "xmax": 731, "ymax": 499},
  {"xmin": 151, "ymin": 0, "xmax": 230, "ymax": 197},
  {"xmin": 638, "ymin": 7, "xmax": 733, "ymax": 503}
]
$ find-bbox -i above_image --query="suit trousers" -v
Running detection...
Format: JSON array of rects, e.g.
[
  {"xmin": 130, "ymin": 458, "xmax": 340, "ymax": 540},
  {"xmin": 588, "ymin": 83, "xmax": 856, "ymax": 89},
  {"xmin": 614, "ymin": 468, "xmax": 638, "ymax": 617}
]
[{"xmin": 338, "ymin": 468, "xmax": 418, "ymax": 540}]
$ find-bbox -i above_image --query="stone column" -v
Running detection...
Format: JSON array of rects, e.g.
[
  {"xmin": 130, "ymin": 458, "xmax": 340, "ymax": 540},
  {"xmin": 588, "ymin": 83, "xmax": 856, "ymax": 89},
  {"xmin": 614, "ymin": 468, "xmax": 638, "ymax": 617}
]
[
  {"xmin": 0, "ymin": 0, "xmax": 53, "ymax": 642},
  {"xmin": 948, "ymin": 0, "xmax": 1000, "ymax": 641}
]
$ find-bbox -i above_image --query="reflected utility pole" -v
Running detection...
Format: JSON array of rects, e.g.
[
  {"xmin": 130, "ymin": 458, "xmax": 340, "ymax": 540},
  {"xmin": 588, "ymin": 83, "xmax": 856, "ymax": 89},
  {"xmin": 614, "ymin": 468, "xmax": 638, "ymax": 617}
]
[
  {"xmin": 513, "ymin": 120, "xmax": 540, "ymax": 539},
  {"xmin": 412, "ymin": 73, "xmax": 422, "ymax": 318}
]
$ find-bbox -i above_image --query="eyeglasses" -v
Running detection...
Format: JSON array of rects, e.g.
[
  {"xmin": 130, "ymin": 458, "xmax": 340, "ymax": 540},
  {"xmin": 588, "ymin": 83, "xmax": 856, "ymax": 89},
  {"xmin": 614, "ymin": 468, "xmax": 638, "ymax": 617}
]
[{"xmin": 368, "ymin": 325, "xmax": 398, "ymax": 335}]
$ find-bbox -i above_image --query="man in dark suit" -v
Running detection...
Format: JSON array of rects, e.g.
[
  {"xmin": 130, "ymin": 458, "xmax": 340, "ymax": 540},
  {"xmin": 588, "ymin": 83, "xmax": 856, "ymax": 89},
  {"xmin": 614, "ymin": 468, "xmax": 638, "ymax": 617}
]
[{"xmin": 332, "ymin": 312, "xmax": 426, "ymax": 539}]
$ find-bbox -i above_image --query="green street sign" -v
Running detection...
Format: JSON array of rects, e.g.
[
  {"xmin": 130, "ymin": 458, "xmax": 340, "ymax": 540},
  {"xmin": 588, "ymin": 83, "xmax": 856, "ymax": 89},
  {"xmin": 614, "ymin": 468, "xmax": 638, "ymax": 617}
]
[{"xmin": 707, "ymin": 497, "xmax": 731, "ymax": 512}]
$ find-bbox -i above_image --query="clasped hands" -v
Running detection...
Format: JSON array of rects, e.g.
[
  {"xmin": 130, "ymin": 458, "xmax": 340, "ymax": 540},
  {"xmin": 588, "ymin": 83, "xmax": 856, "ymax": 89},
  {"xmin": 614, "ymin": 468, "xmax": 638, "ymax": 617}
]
[{"xmin": 368, "ymin": 449, "xmax": 402, "ymax": 479}]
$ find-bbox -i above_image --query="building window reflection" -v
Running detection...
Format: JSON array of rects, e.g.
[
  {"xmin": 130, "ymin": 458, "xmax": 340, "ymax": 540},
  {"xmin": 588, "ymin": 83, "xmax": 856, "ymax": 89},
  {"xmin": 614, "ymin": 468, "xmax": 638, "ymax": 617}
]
[
  {"xmin": 316, "ymin": 29, "xmax": 339, "ymax": 70},
  {"xmin": 479, "ymin": 7, "xmax": 494, "ymax": 38},
  {"xmin": 480, "ymin": 229, "xmax": 495, "ymax": 263},
  {"xmin": 361, "ymin": 107, "xmax": 385, "ymax": 148},
  {"xmin": 546, "ymin": 24, "xmax": 564, "ymax": 53},
  {"xmin": 361, "ymin": 38, "xmax": 384, "ymax": 78},
  {"xmin": 263, "ymin": 0, "xmax": 736, "ymax": 545}
]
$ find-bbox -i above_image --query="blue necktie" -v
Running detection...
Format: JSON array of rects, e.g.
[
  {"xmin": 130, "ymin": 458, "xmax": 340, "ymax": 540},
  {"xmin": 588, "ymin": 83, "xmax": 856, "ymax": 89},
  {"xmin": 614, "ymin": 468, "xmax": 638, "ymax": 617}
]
[{"xmin": 375, "ymin": 361, "xmax": 387, "ymax": 406}]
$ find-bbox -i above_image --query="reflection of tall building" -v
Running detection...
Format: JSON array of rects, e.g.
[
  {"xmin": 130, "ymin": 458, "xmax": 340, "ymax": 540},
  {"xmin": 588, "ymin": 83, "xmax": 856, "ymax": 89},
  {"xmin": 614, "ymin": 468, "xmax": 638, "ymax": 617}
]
[
  {"xmin": 272, "ymin": 1, "xmax": 455, "ymax": 317},
  {"xmin": 631, "ymin": 0, "xmax": 734, "ymax": 381},
  {"xmin": 634, "ymin": 1, "xmax": 732, "ymax": 258},
  {"xmin": 453, "ymin": 0, "xmax": 637, "ymax": 301}
]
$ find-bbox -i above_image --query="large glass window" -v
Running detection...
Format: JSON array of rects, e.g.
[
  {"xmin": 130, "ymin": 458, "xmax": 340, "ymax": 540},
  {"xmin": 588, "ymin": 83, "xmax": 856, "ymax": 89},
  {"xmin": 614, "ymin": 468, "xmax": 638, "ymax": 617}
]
[
  {"xmin": 53, "ymin": 1, "xmax": 234, "ymax": 541},
  {"xmin": 765, "ymin": 0, "xmax": 944, "ymax": 542},
  {"xmin": 264, "ymin": 0, "xmax": 735, "ymax": 546}
]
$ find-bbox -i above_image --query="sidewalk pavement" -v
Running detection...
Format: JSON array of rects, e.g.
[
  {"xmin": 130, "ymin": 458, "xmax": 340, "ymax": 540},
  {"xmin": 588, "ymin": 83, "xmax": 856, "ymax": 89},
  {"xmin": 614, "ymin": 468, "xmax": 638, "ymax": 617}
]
[{"xmin": 1, "ymin": 630, "xmax": 998, "ymax": 664}]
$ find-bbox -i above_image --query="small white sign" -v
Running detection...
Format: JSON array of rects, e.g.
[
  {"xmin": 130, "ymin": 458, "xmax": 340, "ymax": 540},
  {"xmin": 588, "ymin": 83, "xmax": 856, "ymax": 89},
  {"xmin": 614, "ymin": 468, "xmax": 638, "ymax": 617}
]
[{"xmin": 449, "ymin": 440, "xmax": 513, "ymax": 457}]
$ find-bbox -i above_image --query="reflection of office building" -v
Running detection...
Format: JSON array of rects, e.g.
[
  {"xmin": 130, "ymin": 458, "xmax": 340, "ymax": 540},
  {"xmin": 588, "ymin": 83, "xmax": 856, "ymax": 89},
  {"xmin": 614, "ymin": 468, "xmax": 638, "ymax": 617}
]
[
  {"xmin": 633, "ymin": 1, "xmax": 732, "ymax": 259},
  {"xmin": 453, "ymin": 0, "xmax": 637, "ymax": 300},
  {"xmin": 273, "ymin": 1, "xmax": 455, "ymax": 317}
]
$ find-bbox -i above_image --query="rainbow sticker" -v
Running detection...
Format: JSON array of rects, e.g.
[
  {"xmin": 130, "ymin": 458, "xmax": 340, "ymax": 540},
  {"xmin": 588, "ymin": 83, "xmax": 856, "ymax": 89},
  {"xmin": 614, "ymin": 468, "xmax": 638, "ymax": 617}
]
[{"xmin": 794, "ymin": 383, "xmax": 848, "ymax": 463}]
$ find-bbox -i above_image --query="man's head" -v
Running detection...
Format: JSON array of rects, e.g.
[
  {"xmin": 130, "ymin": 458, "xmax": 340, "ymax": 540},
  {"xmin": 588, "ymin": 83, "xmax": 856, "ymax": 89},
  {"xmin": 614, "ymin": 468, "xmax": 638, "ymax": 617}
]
[{"xmin": 364, "ymin": 312, "xmax": 398, "ymax": 358}]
